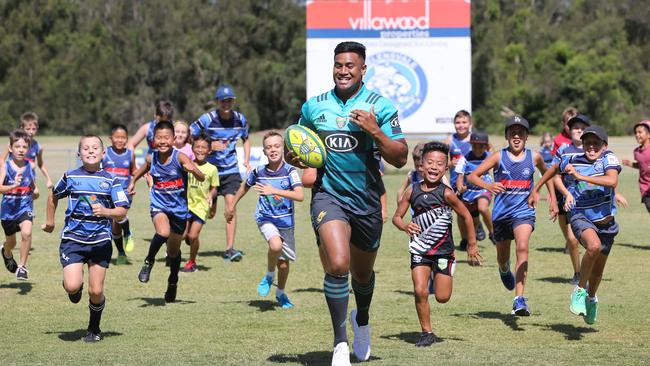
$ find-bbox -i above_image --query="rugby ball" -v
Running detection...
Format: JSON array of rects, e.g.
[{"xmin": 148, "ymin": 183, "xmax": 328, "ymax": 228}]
[{"xmin": 285, "ymin": 124, "xmax": 327, "ymax": 168}]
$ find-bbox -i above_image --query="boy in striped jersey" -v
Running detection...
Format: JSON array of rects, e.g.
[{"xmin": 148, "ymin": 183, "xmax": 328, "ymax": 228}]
[
  {"xmin": 42, "ymin": 135, "xmax": 130, "ymax": 342},
  {"xmin": 226, "ymin": 131, "xmax": 303, "ymax": 308}
]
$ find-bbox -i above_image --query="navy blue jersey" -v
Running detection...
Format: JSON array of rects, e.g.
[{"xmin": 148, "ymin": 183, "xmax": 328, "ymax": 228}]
[
  {"xmin": 102, "ymin": 146, "xmax": 133, "ymax": 191},
  {"xmin": 149, "ymin": 149, "xmax": 188, "ymax": 218},
  {"xmin": 454, "ymin": 151, "xmax": 493, "ymax": 203},
  {"xmin": 408, "ymin": 183, "xmax": 454, "ymax": 257},
  {"xmin": 449, "ymin": 134, "xmax": 471, "ymax": 188},
  {"xmin": 560, "ymin": 150, "xmax": 621, "ymax": 221},
  {"xmin": 190, "ymin": 110, "xmax": 249, "ymax": 176},
  {"xmin": 539, "ymin": 146, "xmax": 553, "ymax": 168},
  {"xmin": 299, "ymin": 84, "xmax": 404, "ymax": 214},
  {"xmin": 1, "ymin": 161, "xmax": 35, "ymax": 220},
  {"xmin": 246, "ymin": 162, "xmax": 302, "ymax": 229},
  {"xmin": 553, "ymin": 143, "xmax": 584, "ymax": 188},
  {"xmin": 492, "ymin": 148, "xmax": 535, "ymax": 221},
  {"xmin": 145, "ymin": 120, "xmax": 157, "ymax": 155},
  {"xmin": 52, "ymin": 167, "xmax": 130, "ymax": 244}
]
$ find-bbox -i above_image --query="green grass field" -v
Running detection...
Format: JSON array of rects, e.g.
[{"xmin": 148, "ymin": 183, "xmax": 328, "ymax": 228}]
[{"xmin": 1, "ymin": 135, "xmax": 649, "ymax": 365}]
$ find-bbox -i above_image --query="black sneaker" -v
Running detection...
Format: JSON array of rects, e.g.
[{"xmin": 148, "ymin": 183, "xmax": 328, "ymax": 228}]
[
  {"xmin": 138, "ymin": 261, "xmax": 153, "ymax": 283},
  {"xmin": 68, "ymin": 283, "xmax": 84, "ymax": 304},
  {"xmin": 1, "ymin": 245, "xmax": 18, "ymax": 273},
  {"xmin": 415, "ymin": 332, "xmax": 436, "ymax": 347},
  {"xmin": 83, "ymin": 330, "xmax": 101, "ymax": 343},
  {"xmin": 223, "ymin": 249, "xmax": 243, "ymax": 262},
  {"xmin": 164, "ymin": 283, "xmax": 177, "ymax": 303},
  {"xmin": 489, "ymin": 233, "xmax": 497, "ymax": 245},
  {"xmin": 15, "ymin": 265, "xmax": 28, "ymax": 280},
  {"xmin": 476, "ymin": 223, "xmax": 486, "ymax": 241},
  {"xmin": 458, "ymin": 239, "xmax": 468, "ymax": 252}
]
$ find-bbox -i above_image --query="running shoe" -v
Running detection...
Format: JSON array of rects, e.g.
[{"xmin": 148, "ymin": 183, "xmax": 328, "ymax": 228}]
[
  {"xmin": 138, "ymin": 261, "xmax": 153, "ymax": 283},
  {"xmin": 1, "ymin": 244, "xmax": 17, "ymax": 273},
  {"xmin": 15, "ymin": 265, "xmax": 28, "ymax": 280},
  {"xmin": 350, "ymin": 309, "xmax": 371, "ymax": 361},
  {"xmin": 223, "ymin": 248, "xmax": 243, "ymax": 262},
  {"xmin": 181, "ymin": 260, "xmax": 197, "ymax": 273},
  {"xmin": 415, "ymin": 332, "xmax": 436, "ymax": 347},
  {"xmin": 257, "ymin": 274, "xmax": 273, "ymax": 297},
  {"xmin": 331, "ymin": 342, "xmax": 351, "ymax": 366},
  {"xmin": 585, "ymin": 298, "xmax": 599, "ymax": 325},
  {"xmin": 489, "ymin": 233, "xmax": 497, "ymax": 245},
  {"xmin": 476, "ymin": 222, "xmax": 486, "ymax": 241},
  {"xmin": 458, "ymin": 239, "xmax": 468, "ymax": 252},
  {"xmin": 570, "ymin": 287, "xmax": 587, "ymax": 316},
  {"xmin": 116, "ymin": 254, "xmax": 128, "ymax": 265},
  {"xmin": 511, "ymin": 296, "xmax": 530, "ymax": 316},
  {"xmin": 276, "ymin": 293, "xmax": 294, "ymax": 309},
  {"xmin": 68, "ymin": 284, "xmax": 83, "ymax": 304},
  {"xmin": 499, "ymin": 263, "xmax": 515, "ymax": 291},
  {"xmin": 83, "ymin": 330, "xmax": 101, "ymax": 343},
  {"xmin": 124, "ymin": 234, "xmax": 135, "ymax": 253},
  {"xmin": 165, "ymin": 283, "xmax": 177, "ymax": 303}
]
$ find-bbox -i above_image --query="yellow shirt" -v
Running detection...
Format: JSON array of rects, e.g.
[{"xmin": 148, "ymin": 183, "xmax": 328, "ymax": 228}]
[{"xmin": 187, "ymin": 162, "xmax": 220, "ymax": 220}]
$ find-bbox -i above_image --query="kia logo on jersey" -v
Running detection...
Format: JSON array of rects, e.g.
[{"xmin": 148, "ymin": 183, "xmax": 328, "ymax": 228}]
[{"xmin": 325, "ymin": 134, "xmax": 359, "ymax": 152}]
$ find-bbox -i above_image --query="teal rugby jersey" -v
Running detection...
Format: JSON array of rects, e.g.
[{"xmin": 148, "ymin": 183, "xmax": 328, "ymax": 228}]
[{"xmin": 299, "ymin": 84, "xmax": 404, "ymax": 214}]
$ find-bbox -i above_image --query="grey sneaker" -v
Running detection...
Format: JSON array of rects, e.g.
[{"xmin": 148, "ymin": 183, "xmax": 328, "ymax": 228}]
[{"xmin": 15, "ymin": 265, "xmax": 28, "ymax": 281}]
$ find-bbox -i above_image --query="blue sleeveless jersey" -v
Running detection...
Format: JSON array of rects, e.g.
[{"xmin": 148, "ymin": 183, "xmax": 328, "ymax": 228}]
[
  {"xmin": 145, "ymin": 120, "xmax": 157, "ymax": 155},
  {"xmin": 1, "ymin": 161, "xmax": 35, "ymax": 220},
  {"xmin": 454, "ymin": 151, "xmax": 493, "ymax": 203},
  {"xmin": 102, "ymin": 146, "xmax": 133, "ymax": 190},
  {"xmin": 492, "ymin": 148, "xmax": 535, "ymax": 221},
  {"xmin": 190, "ymin": 110, "xmax": 249, "ymax": 176},
  {"xmin": 8, "ymin": 139, "xmax": 41, "ymax": 165},
  {"xmin": 246, "ymin": 162, "xmax": 302, "ymax": 228},
  {"xmin": 559, "ymin": 150, "xmax": 620, "ymax": 221},
  {"xmin": 449, "ymin": 134, "xmax": 471, "ymax": 188},
  {"xmin": 539, "ymin": 146, "xmax": 553, "ymax": 168},
  {"xmin": 298, "ymin": 84, "xmax": 404, "ymax": 214},
  {"xmin": 52, "ymin": 167, "xmax": 130, "ymax": 244},
  {"xmin": 149, "ymin": 149, "xmax": 188, "ymax": 218}
]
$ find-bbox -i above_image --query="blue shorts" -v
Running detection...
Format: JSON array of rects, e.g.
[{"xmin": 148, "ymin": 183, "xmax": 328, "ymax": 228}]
[
  {"xmin": 569, "ymin": 213, "xmax": 618, "ymax": 255},
  {"xmin": 1, "ymin": 211, "xmax": 33, "ymax": 236},
  {"xmin": 150, "ymin": 211, "xmax": 187, "ymax": 235},
  {"xmin": 310, "ymin": 192, "xmax": 383, "ymax": 252},
  {"xmin": 493, "ymin": 216, "xmax": 536, "ymax": 242},
  {"xmin": 188, "ymin": 211, "xmax": 206, "ymax": 226},
  {"xmin": 59, "ymin": 239, "xmax": 112, "ymax": 268}
]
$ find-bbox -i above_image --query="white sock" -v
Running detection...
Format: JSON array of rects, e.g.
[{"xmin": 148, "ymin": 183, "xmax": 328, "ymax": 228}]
[
  {"xmin": 266, "ymin": 271, "xmax": 275, "ymax": 279},
  {"xmin": 587, "ymin": 295, "xmax": 598, "ymax": 303},
  {"xmin": 276, "ymin": 288, "xmax": 285, "ymax": 297}
]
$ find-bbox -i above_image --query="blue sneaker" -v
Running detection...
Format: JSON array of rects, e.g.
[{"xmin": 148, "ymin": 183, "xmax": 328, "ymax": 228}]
[
  {"xmin": 257, "ymin": 275, "xmax": 273, "ymax": 297},
  {"xmin": 499, "ymin": 263, "xmax": 515, "ymax": 291},
  {"xmin": 276, "ymin": 293, "xmax": 294, "ymax": 309},
  {"xmin": 512, "ymin": 296, "xmax": 530, "ymax": 316}
]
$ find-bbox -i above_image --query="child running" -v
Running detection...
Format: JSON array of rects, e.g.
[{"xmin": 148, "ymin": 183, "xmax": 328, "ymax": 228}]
[
  {"xmin": 2, "ymin": 112, "xmax": 54, "ymax": 188},
  {"xmin": 42, "ymin": 135, "xmax": 130, "ymax": 342},
  {"xmin": 225, "ymin": 131, "xmax": 304, "ymax": 308},
  {"xmin": 539, "ymin": 132, "xmax": 554, "ymax": 169},
  {"xmin": 102, "ymin": 124, "xmax": 137, "ymax": 263},
  {"xmin": 1, "ymin": 129, "xmax": 38, "ymax": 280},
  {"xmin": 622, "ymin": 120, "xmax": 650, "ymax": 215},
  {"xmin": 128, "ymin": 121, "xmax": 205, "ymax": 302},
  {"xmin": 181, "ymin": 133, "xmax": 220, "ymax": 273},
  {"xmin": 530, "ymin": 125, "xmax": 621, "ymax": 324},
  {"xmin": 173, "ymin": 120, "xmax": 195, "ymax": 161},
  {"xmin": 393, "ymin": 141, "xmax": 481, "ymax": 347},
  {"xmin": 455, "ymin": 131, "xmax": 496, "ymax": 245},
  {"xmin": 468, "ymin": 116, "xmax": 553, "ymax": 316}
]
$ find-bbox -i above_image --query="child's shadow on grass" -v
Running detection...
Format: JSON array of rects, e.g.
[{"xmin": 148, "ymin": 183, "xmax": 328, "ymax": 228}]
[
  {"xmin": 109, "ymin": 259, "xmax": 133, "ymax": 266},
  {"xmin": 535, "ymin": 247, "xmax": 566, "ymax": 253},
  {"xmin": 268, "ymin": 351, "xmax": 380, "ymax": 365},
  {"xmin": 532, "ymin": 323, "xmax": 597, "ymax": 340},
  {"xmin": 454, "ymin": 311, "xmax": 524, "ymax": 331},
  {"xmin": 294, "ymin": 287, "xmax": 323, "ymax": 294},
  {"xmin": 381, "ymin": 331, "xmax": 460, "ymax": 345},
  {"xmin": 44, "ymin": 329, "xmax": 123, "ymax": 342},
  {"xmin": 393, "ymin": 290, "xmax": 414, "ymax": 296},
  {"xmin": 129, "ymin": 297, "xmax": 196, "ymax": 307},
  {"xmin": 618, "ymin": 243, "xmax": 650, "ymax": 251},
  {"xmin": 0, "ymin": 282, "xmax": 33, "ymax": 295},
  {"xmin": 198, "ymin": 250, "xmax": 227, "ymax": 258},
  {"xmin": 248, "ymin": 300, "xmax": 277, "ymax": 312}
]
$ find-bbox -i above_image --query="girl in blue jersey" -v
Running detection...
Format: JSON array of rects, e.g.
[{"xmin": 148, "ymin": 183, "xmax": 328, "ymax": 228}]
[
  {"xmin": 530, "ymin": 125, "xmax": 620, "ymax": 325},
  {"xmin": 42, "ymin": 135, "xmax": 130, "ymax": 342},
  {"xmin": 103, "ymin": 124, "xmax": 137, "ymax": 263},
  {"xmin": 468, "ymin": 116, "xmax": 553, "ymax": 316},
  {"xmin": 1, "ymin": 129, "xmax": 38, "ymax": 281},
  {"xmin": 128, "ymin": 121, "xmax": 205, "ymax": 303},
  {"xmin": 393, "ymin": 141, "xmax": 481, "ymax": 347},
  {"xmin": 226, "ymin": 131, "xmax": 304, "ymax": 309}
]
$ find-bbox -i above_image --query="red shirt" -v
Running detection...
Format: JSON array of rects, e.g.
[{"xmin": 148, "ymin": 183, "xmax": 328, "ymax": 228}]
[
  {"xmin": 634, "ymin": 144, "xmax": 650, "ymax": 197},
  {"xmin": 551, "ymin": 131, "xmax": 572, "ymax": 155}
]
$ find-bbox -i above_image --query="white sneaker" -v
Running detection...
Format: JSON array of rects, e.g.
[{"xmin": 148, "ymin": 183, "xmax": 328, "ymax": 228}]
[
  {"xmin": 350, "ymin": 309, "xmax": 371, "ymax": 361},
  {"xmin": 331, "ymin": 342, "xmax": 351, "ymax": 366}
]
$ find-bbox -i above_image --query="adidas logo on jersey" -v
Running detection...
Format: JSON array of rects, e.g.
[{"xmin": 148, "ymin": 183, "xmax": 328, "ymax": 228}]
[{"xmin": 314, "ymin": 114, "xmax": 327, "ymax": 124}]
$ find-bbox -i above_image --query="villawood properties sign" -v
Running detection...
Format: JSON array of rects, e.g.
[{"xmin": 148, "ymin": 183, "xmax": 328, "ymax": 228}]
[{"xmin": 306, "ymin": 0, "xmax": 471, "ymax": 134}]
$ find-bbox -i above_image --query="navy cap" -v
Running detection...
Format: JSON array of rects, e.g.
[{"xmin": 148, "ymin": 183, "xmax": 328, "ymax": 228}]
[
  {"xmin": 581, "ymin": 125, "xmax": 608, "ymax": 144},
  {"xmin": 470, "ymin": 131, "xmax": 489, "ymax": 144},
  {"xmin": 567, "ymin": 114, "xmax": 591, "ymax": 128},
  {"xmin": 214, "ymin": 84, "xmax": 236, "ymax": 100},
  {"xmin": 505, "ymin": 115, "xmax": 529, "ymax": 132}
]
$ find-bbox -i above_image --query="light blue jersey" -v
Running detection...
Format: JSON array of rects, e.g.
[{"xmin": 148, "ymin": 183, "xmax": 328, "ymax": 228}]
[
  {"xmin": 492, "ymin": 148, "xmax": 535, "ymax": 221},
  {"xmin": 299, "ymin": 84, "xmax": 404, "ymax": 214},
  {"xmin": 52, "ymin": 167, "xmax": 130, "ymax": 244},
  {"xmin": 246, "ymin": 162, "xmax": 302, "ymax": 229},
  {"xmin": 1, "ymin": 161, "xmax": 35, "ymax": 220}
]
